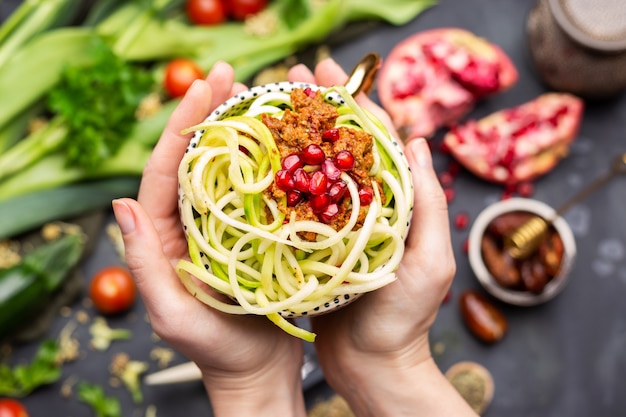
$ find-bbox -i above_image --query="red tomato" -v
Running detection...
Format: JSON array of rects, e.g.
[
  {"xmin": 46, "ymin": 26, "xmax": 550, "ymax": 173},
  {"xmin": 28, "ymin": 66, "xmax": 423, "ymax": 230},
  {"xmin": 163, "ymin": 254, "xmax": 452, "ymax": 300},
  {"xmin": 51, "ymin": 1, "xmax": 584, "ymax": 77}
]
[
  {"xmin": 186, "ymin": 0, "xmax": 227, "ymax": 25},
  {"xmin": 224, "ymin": 0, "xmax": 268, "ymax": 20},
  {"xmin": 0, "ymin": 399, "xmax": 29, "ymax": 417},
  {"xmin": 163, "ymin": 58, "xmax": 204, "ymax": 98},
  {"xmin": 89, "ymin": 266, "xmax": 136, "ymax": 315}
]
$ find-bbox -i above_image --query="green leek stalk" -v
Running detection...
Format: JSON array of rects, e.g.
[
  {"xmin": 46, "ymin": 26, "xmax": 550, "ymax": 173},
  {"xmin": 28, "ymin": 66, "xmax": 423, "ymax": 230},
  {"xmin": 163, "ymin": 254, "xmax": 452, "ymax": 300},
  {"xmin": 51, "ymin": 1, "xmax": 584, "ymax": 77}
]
[{"xmin": 0, "ymin": 232, "xmax": 84, "ymax": 340}]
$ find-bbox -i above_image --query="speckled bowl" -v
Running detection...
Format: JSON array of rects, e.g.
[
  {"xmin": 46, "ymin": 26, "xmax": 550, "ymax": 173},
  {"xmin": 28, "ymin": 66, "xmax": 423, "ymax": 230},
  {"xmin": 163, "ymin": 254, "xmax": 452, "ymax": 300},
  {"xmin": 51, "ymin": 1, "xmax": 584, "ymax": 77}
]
[
  {"xmin": 468, "ymin": 198, "xmax": 576, "ymax": 306},
  {"xmin": 179, "ymin": 82, "xmax": 413, "ymax": 317}
]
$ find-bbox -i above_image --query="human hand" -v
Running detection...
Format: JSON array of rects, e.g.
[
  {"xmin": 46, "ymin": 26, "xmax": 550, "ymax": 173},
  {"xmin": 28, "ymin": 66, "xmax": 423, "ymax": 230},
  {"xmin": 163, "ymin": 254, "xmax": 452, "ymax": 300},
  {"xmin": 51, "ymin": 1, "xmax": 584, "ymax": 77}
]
[
  {"xmin": 288, "ymin": 58, "xmax": 477, "ymax": 416},
  {"xmin": 112, "ymin": 62, "xmax": 306, "ymax": 417}
]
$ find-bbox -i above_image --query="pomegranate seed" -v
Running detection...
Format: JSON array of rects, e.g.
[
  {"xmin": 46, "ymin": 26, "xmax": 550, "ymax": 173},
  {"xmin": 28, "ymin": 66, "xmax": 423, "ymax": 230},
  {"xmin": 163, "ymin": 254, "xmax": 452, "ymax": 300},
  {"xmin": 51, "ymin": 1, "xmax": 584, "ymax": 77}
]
[
  {"xmin": 318, "ymin": 203, "xmax": 339, "ymax": 223},
  {"xmin": 322, "ymin": 159, "xmax": 342, "ymax": 181},
  {"xmin": 282, "ymin": 154, "xmax": 302, "ymax": 172},
  {"xmin": 438, "ymin": 171, "xmax": 454, "ymax": 188},
  {"xmin": 275, "ymin": 170, "xmax": 295, "ymax": 191},
  {"xmin": 286, "ymin": 190, "xmax": 302, "ymax": 207},
  {"xmin": 301, "ymin": 144, "xmax": 325, "ymax": 165},
  {"xmin": 309, "ymin": 171, "xmax": 328, "ymax": 195},
  {"xmin": 303, "ymin": 87, "xmax": 316, "ymax": 98},
  {"xmin": 292, "ymin": 168, "xmax": 310, "ymax": 192},
  {"xmin": 444, "ymin": 187, "xmax": 455, "ymax": 203},
  {"xmin": 447, "ymin": 160, "xmax": 461, "ymax": 176},
  {"xmin": 516, "ymin": 181, "xmax": 534, "ymax": 197},
  {"xmin": 462, "ymin": 239, "xmax": 469, "ymax": 254},
  {"xmin": 322, "ymin": 128, "xmax": 340, "ymax": 142},
  {"xmin": 358, "ymin": 186, "xmax": 374, "ymax": 206},
  {"xmin": 454, "ymin": 212, "xmax": 469, "ymax": 230},
  {"xmin": 310, "ymin": 193, "xmax": 330, "ymax": 213},
  {"xmin": 328, "ymin": 181, "xmax": 348, "ymax": 203},
  {"xmin": 335, "ymin": 150, "xmax": 355, "ymax": 170}
]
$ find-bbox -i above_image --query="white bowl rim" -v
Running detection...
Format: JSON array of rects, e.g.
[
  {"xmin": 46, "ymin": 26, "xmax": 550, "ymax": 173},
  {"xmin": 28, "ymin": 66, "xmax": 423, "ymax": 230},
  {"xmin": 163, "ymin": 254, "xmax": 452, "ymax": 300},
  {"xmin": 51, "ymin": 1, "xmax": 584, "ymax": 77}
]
[{"xmin": 468, "ymin": 197, "xmax": 577, "ymax": 306}]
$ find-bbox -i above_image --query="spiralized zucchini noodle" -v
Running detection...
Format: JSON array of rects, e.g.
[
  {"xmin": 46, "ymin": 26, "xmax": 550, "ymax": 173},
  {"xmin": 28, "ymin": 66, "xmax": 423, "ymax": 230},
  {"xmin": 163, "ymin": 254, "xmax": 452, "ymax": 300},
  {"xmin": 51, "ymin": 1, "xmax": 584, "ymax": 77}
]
[{"xmin": 176, "ymin": 85, "xmax": 413, "ymax": 342}]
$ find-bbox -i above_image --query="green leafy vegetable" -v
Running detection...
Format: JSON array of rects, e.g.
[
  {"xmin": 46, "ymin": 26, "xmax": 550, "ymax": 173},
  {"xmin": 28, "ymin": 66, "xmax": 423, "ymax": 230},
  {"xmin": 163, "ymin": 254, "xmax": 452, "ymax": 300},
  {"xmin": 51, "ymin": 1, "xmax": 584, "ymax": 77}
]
[
  {"xmin": 47, "ymin": 39, "xmax": 153, "ymax": 171},
  {"xmin": 0, "ymin": 340, "xmax": 62, "ymax": 397},
  {"xmin": 77, "ymin": 382, "xmax": 122, "ymax": 417}
]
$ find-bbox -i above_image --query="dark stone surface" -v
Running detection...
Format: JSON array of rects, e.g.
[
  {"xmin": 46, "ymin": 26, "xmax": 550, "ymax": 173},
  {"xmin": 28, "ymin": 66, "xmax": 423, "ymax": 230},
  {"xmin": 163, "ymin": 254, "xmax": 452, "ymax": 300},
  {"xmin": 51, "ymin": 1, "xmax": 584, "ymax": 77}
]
[{"xmin": 3, "ymin": 0, "xmax": 626, "ymax": 416}]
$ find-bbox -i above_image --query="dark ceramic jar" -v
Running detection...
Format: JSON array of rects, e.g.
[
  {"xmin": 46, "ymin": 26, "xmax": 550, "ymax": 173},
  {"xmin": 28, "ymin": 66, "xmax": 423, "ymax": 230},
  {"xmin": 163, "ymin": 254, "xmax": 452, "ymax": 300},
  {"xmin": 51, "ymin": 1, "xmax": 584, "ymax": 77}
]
[{"xmin": 527, "ymin": 0, "xmax": 626, "ymax": 99}]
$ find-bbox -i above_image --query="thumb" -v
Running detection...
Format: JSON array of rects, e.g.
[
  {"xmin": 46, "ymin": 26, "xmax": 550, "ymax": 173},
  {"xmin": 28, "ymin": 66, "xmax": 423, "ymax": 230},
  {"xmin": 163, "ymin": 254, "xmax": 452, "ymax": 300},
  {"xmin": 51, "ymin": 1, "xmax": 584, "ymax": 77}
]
[{"xmin": 111, "ymin": 198, "xmax": 187, "ymax": 310}]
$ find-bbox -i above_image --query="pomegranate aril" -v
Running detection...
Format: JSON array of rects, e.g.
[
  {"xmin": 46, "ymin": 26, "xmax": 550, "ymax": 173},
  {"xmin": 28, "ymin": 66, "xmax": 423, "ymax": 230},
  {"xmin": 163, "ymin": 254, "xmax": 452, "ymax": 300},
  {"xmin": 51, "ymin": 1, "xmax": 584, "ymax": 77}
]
[
  {"xmin": 309, "ymin": 171, "xmax": 328, "ymax": 195},
  {"xmin": 293, "ymin": 168, "xmax": 310, "ymax": 192},
  {"xmin": 275, "ymin": 170, "xmax": 295, "ymax": 191},
  {"xmin": 318, "ymin": 203, "xmax": 339, "ymax": 223},
  {"xmin": 322, "ymin": 159, "xmax": 342, "ymax": 181},
  {"xmin": 310, "ymin": 193, "xmax": 330, "ymax": 213},
  {"xmin": 286, "ymin": 190, "xmax": 302, "ymax": 207},
  {"xmin": 328, "ymin": 181, "xmax": 348, "ymax": 203},
  {"xmin": 303, "ymin": 87, "xmax": 316, "ymax": 98},
  {"xmin": 301, "ymin": 144, "xmax": 325, "ymax": 165},
  {"xmin": 516, "ymin": 181, "xmax": 534, "ymax": 197},
  {"xmin": 444, "ymin": 187, "xmax": 455, "ymax": 203},
  {"xmin": 282, "ymin": 154, "xmax": 303, "ymax": 172},
  {"xmin": 335, "ymin": 150, "xmax": 355, "ymax": 170},
  {"xmin": 358, "ymin": 186, "xmax": 374, "ymax": 206},
  {"xmin": 322, "ymin": 128, "xmax": 340, "ymax": 142},
  {"xmin": 439, "ymin": 171, "xmax": 454, "ymax": 188},
  {"xmin": 454, "ymin": 212, "xmax": 469, "ymax": 230}
]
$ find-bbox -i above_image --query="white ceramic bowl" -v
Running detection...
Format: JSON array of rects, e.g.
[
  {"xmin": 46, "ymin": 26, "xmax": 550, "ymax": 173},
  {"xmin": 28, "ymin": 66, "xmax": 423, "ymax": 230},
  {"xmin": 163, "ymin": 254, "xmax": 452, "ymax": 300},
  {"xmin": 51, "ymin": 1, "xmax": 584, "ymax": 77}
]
[
  {"xmin": 178, "ymin": 82, "xmax": 413, "ymax": 318},
  {"xmin": 468, "ymin": 198, "xmax": 576, "ymax": 306}
]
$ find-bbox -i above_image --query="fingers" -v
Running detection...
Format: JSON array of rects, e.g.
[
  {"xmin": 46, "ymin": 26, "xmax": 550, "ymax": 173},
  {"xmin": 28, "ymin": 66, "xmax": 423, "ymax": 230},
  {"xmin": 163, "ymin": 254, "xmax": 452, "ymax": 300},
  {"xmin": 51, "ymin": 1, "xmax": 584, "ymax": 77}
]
[
  {"xmin": 403, "ymin": 139, "xmax": 453, "ymax": 256},
  {"xmin": 138, "ymin": 79, "xmax": 213, "ymax": 219},
  {"xmin": 112, "ymin": 198, "xmax": 189, "ymax": 313}
]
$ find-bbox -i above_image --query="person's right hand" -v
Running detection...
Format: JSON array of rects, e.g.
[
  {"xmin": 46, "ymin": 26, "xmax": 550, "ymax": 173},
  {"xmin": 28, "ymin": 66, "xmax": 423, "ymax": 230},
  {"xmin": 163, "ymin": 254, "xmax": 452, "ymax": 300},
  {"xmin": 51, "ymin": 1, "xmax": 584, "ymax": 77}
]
[{"xmin": 288, "ymin": 58, "xmax": 477, "ymax": 417}]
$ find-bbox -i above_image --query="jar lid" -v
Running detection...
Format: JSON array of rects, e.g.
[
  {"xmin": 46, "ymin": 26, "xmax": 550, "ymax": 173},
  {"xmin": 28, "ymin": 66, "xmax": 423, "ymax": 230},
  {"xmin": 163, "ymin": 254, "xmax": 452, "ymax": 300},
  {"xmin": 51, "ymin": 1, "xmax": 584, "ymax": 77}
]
[{"xmin": 549, "ymin": 0, "xmax": 626, "ymax": 52}]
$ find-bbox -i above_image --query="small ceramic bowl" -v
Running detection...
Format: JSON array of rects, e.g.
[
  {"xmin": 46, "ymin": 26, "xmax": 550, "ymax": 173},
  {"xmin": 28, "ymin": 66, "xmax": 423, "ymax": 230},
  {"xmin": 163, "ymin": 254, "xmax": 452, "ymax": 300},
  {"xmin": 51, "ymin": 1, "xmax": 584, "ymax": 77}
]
[
  {"xmin": 468, "ymin": 198, "xmax": 576, "ymax": 306},
  {"xmin": 178, "ymin": 82, "xmax": 413, "ymax": 318}
]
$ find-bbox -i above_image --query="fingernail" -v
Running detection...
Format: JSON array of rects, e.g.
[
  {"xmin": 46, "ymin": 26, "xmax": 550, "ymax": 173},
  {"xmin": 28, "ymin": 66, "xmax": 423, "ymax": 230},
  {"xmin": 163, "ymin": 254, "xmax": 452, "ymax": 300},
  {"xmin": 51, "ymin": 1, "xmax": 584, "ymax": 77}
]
[
  {"xmin": 408, "ymin": 137, "xmax": 432, "ymax": 168},
  {"xmin": 112, "ymin": 199, "xmax": 136, "ymax": 234}
]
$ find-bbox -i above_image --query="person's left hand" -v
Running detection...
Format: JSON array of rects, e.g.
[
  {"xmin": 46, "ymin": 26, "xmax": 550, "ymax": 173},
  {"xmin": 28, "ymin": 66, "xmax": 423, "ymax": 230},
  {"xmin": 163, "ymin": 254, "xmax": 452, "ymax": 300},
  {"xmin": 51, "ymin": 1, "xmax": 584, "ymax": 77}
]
[{"xmin": 112, "ymin": 62, "xmax": 306, "ymax": 417}]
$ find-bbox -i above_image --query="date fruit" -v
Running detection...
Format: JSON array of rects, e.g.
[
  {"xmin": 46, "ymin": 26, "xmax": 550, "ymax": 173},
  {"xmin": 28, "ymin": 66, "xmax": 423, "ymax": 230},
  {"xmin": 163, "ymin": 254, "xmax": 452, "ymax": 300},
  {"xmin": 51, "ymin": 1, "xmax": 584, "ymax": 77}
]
[
  {"xmin": 480, "ymin": 211, "xmax": 565, "ymax": 294},
  {"xmin": 460, "ymin": 290, "xmax": 508, "ymax": 344}
]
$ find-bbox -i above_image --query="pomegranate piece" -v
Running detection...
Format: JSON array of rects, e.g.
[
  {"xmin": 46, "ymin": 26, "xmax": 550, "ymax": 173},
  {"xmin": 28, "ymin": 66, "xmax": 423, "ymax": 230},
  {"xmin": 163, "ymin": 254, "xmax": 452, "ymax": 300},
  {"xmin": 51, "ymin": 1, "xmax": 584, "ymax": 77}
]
[
  {"xmin": 443, "ymin": 93, "xmax": 584, "ymax": 184},
  {"xmin": 328, "ymin": 181, "xmax": 348, "ymax": 203},
  {"xmin": 322, "ymin": 128, "xmax": 340, "ymax": 142},
  {"xmin": 292, "ymin": 168, "xmax": 311, "ymax": 192},
  {"xmin": 286, "ymin": 190, "xmax": 303, "ymax": 207},
  {"xmin": 309, "ymin": 171, "xmax": 328, "ymax": 195},
  {"xmin": 301, "ymin": 144, "xmax": 325, "ymax": 165},
  {"xmin": 318, "ymin": 203, "xmax": 339, "ymax": 223},
  {"xmin": 282, "ymin": 153, "xmax": 303, "ymax": 172},
  {"xmin": 378, "ymin": 27, "xmax": 518, "ymax": 139},
  {"xmin": 334, "ymin": 150, "xmax": 355, "ymax": 170},
  {"xmin": 310, "ymin": 193, "xmax": 330, "ymax": 213},
  {"xmin": 275, "ymin": 170, "xmax": 295, "ymax": 191},
  {"xmin": 322, "ymin": 159, "xmax": 342, "ymax": 181},
  {"xmin": 358, "ymin": 186, "xmax": 374, "ymax": 206}
]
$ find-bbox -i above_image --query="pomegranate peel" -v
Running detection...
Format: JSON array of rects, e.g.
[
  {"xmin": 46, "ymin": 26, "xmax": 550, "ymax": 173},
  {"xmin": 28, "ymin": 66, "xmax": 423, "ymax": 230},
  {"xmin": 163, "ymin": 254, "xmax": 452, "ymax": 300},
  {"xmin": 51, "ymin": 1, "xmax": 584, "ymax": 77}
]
[
  {"xmin": 378, "ymin": 27, "xmax": 518, "ymax": 139},
  {"xmin": 443, "ymin": 93, "xmax": 584, "ymax": 184}
]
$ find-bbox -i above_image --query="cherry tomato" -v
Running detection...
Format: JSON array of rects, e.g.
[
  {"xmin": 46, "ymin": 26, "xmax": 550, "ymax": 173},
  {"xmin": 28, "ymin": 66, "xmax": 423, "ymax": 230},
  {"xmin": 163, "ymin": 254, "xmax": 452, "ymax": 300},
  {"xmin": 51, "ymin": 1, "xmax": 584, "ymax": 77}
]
[
  {"xmin": 89, "ymin": 266, "xmax": 136, "ymax": 315},
  {"xmin": 186, "ymin": 0, "xmax": 228, "ymax": 25},
  {"xmin": 163, "ymin": 58, "xmax": 204, "ymax": 98},
  {"xmin": 0, "ymin": 399, "xmax": 29, "ymax": 417},
  {"xmin": 224, "ymin": 0, "xmax": 268, "ymax": 20}
]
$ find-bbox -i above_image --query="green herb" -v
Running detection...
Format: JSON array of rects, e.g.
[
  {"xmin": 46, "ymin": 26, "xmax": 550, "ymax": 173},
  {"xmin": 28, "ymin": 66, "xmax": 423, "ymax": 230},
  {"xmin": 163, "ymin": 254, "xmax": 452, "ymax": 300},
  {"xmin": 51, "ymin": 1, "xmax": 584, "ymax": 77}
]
[
  {"xmin": 0, "ymin": 340, "xmax": 62, "ymax": 397},
  {"xmin": 276, "ymin": 0, "xmax": 311, "ymax": 30},
  {"xmin": 77, "ymin": 382, "xmax": 122, "ymax": 417},
  {"xmin": 47, "ymin": 38, "xmax": 153, "ymax": 171}
]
